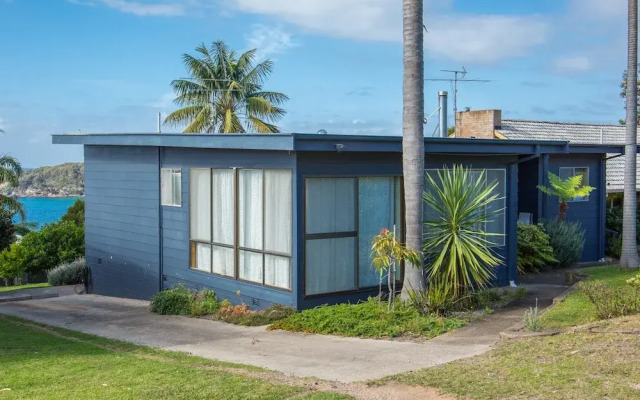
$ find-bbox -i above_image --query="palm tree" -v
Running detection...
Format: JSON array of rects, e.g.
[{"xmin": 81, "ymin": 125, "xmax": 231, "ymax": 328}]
[
  {"xmin": 400, "ymin": 0, "xmax": 426, "ymax": 299},
  {"xmin": 164, "ymin": 41, "xmax": 288, "ymax": 133},
  {"xmin": 0, "ymin": 155, "xmax": 24, "ymax": 221},
  {"xmin": 621, "ymin": 0, "xmax": 640, "ymax": 270},
  {"xmin": 537, "ymin": 172, "xmax": 595, "ymax": 221}
]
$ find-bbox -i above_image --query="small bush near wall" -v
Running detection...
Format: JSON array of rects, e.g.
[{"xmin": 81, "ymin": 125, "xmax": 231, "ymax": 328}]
[
  {"xmin": 149, "ymin": 286, "xmax": 294, "ymax": 325},
  {"xmin": 578, "ymin": 280, "xmax": 638, "ymax": 320},
  {"xmin": 517, "ymin": 223, "xmax": 557, "ymax": 274},
  {"xmin": 47, "ymin": 258, "xmax": 86, "ymax": 286},
  {"xmin": 543, "ymin": 219, "xmax": 585, "ymax": 269},
  {"xmin": 150, "ymin": 285, "xmax": 198, "ymax": 316}
]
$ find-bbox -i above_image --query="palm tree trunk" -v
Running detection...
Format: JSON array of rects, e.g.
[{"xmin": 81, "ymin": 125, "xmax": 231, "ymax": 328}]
[
  {"xmin": 401, "ymin": 0, "xmax": 426, "ymax": 298},
  {"xmin": 621, "ymin": 0, "xmax": 640, "ymax": 270}
]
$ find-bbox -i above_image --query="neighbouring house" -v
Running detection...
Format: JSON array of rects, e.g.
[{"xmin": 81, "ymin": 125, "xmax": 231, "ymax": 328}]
[
  {"xmin": 53, "ymin": 133, "xmax": 622, "ymax": 309},
  {"xmin": 455, "ymin": 109, "xmax": 636, "ymax": 195}
]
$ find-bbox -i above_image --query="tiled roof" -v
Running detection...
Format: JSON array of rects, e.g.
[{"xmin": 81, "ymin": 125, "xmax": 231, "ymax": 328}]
[{"xmin": 497, "ymin": 120, "xmax": 633, "ymax": 193}]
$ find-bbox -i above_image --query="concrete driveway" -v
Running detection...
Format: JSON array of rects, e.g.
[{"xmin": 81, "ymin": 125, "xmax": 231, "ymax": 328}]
[{"xmin": 0, "ymin": 280, "xmax": 569, "ymax": 383}]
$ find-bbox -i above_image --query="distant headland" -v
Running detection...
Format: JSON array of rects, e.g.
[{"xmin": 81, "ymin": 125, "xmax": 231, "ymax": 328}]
[{"xmin": 1, "ymin": 162, "xmax": 84, "ymax": 198}]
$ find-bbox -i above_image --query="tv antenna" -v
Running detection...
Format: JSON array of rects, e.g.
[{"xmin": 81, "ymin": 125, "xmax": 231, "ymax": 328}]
[{"xmin": 425, "ymin": 67, "xmax": 492, "ymax": 128}]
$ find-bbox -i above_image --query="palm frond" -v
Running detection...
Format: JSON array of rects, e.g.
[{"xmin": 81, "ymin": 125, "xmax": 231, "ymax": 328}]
[{"xmin": 0, "ymin": 195, "xmax": 25, "ymax": 221}]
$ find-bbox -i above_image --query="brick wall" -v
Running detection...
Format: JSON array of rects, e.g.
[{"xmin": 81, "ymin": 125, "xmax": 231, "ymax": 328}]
[{"xmin": 456, "ymin": 109, "xmax": 502, "ymax": 139}]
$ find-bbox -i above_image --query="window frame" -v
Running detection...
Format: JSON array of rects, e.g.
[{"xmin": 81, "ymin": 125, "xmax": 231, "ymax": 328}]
[
  {"xmin": 558, "ymin": 166, "xmax": 590, "ymax": 203},
  {"xmin": 188, "ymin": 167, "xmax": 293, "ymax": 291},
  {"xmin": 161, "ymin": 168, "xmax": 182, "ymax": 207},
  {"xmin": 302, "ymin": 175, "xmax": 405, "ymax": 299},
  {"xmin": 424, "ymin": 168, "xmax": 507, "ymax": 248}
]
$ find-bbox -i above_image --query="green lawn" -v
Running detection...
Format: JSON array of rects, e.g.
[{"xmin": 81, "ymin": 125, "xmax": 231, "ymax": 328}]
[
  {"xmin": 0, "ymin": 283, "xmax": 50, "ymax": 293},
  {"xmin": 384, "ymin": 314, "xmax": 640, "ymax": 400},
  {"xmin": 0, "ymin": 314, "xmax": 352, "ymax": 400},
  {"xmin": 540, "ymin": 265, "xmax": 638, "ymax": 329}
]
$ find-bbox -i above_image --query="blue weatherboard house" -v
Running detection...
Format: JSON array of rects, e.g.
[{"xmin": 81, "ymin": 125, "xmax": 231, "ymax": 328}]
[{"xmin": 54, "ymin": 130, "xmax": 622, "ymax": 310}]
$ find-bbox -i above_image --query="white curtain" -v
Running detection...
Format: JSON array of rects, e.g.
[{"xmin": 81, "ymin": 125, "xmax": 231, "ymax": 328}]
[
  {"xmin": 194, "ymin": 243, "xmax": 211, "ymax": 273},
  {"xmin": 212, "ymin": 245, "xmax": 234, "ymax": 276},
  {"xmin": 265, "ymin": 255, "xmax": 291, "ymax": 289},
  {"xmin": 239, "ymin": 251, "xmax": 263, "ymax": 283},
  {"xmin": 161, "ymin": 169, "xmax": 172, "ymax": 205},
  {"xmin": 239, "ymin": 169, "xmax": 263, "ymax": 249},
  {"xmin": 190, "ymin": 169, "xmax": 211, "ymax": 241},
  {"xmin": 171, "ymin": 170, "xmax": 182, "ymax": 206},
  {"xmin": 265, "ymin": 170, "xmax": 292, "ymax": 255},
  {"xmin": 212, "ymin": 169, "xmax": 234, "ymax": 245}
]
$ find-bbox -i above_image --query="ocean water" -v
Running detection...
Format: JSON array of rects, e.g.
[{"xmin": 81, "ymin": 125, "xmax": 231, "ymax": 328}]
[{"xmin": 16, "ymin": 197, "xmax": 83, "ymax": 228}]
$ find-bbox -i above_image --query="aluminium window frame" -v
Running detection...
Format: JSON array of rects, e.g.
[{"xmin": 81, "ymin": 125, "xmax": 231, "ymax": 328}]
[
  {"xmin": 558, "ymin": 166, "xmax": 590, "ymax": 203},
  {"xmin": 302, "ymin": 174, "xmax": 405, "ymax": 299},
  {"xmin": 161, "ymin": 168, "xmax": 182, "ymax": 207},
  {"xmin": 188, "ymin": 167, "xmax": 294, "ymax": 292}
]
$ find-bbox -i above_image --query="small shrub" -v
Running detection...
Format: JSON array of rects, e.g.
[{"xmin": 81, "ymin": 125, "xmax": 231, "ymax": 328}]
[
  {"xmin": 217, "ymin": 303, "xmax": 296, "ymax": 326},
  {"xmin": 524, "ymin": 305, "xmax": 541, "ymax": 332},
  {"xmin": 190, "ymin": 289, "xmax": 220, "ymax": 316},
  {"xmin": 607, "ymin": 234, "xmax": 622, "ymax": 259},
  {"xmin": 47, "ymin": 258, "xmax": 86, "ymax": 286},
  {"xmin": 543, "ymin": 219, "xmax": 585, "ymax": 269},
  {"xmin": 517, "ymin": 223, "xmax": 557, "ymax": 273},
  {"xmin": 0, "ymin": 242, "xmax": 27, "ymax": 283},
  {"xmin": 150, "ymin": 285, "xmax": 194, "ymax": 316},
  {"xmin": 269, "ymin": 298, "xmax": 465, "ymax": 338},
  {"xmin": 61, "ymin": 199, "xmax": 85, "ymax": 227},
  {"xmin": 578, "ymin": 280, "xmax": 637, "ymax": 320}
]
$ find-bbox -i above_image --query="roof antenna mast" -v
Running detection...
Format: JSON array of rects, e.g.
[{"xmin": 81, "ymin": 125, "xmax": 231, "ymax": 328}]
[{"xmin": 426, "ymin": 67, "xmax": 491, "ymax": 130}]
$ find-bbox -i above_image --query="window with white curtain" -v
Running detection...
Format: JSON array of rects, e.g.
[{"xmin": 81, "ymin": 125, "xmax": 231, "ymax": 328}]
[
  {"xmin": 424, "ymin": 168, "xmax": 506, "ymax": 247},
  {"xmin": 189, "ymin": 168, "xmax": 292, "ymax": 290},
  {"xmin": 304, "ymin": 176, "xmax": 402, "ymax": 296},
  {"xmin": 161, "ymin": 168, "xmax": 182, "ymax": 207},
  {"xmin": 559, "ymin": 167, "xmax": 589, "ymax": 202}
]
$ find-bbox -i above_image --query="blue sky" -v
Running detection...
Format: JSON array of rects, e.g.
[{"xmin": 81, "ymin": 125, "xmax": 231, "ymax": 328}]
[{"xmin": 0, "ymin": 0, "xmax": 630, "ymax": 167}]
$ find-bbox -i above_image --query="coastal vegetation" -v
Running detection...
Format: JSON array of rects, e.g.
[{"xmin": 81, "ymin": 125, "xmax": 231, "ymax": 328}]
[{"xmin": 164, "ymin": 40, "xmax": 288, "ymax": 133}]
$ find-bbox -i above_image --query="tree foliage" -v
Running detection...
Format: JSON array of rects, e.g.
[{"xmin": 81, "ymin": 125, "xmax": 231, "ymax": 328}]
[
  {"xmin": 0, "ymin": 221, "xmax": 84, "ymax": 279},
  {"xmin": 0, "ymin": 155, "xmax": 24, "ymax": 220},
  {"xmin": 423, "ymin": 165, "xmax": 502, "ymax": 296},
  {"xmin": 0, "ymin": 208, "xmax": 36, "ymax": 253},
  {"xmin": 61, "ymin": 199, "xmax": 84, "ymax": 227},
  {"xmin": 516, "ymin": 223, "xmax": 557, "ymax": 274},
  {"xmin": 543, "ymin": 219, "xmax": 585, "ymax": 269},
  {"xmin": 164, "ymin": 41, "xmax": 288, "ymax": 133},
  {"xmin": 537, "ymin": 172, "xmax": 595, "ymax": 221}
]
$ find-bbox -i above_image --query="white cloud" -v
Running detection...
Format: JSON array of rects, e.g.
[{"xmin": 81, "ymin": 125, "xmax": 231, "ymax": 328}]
[
  {"xmin": 553, "ymin": 56, "xmax": 593, "ymax": 73},
  {"xmin": 568, "ymin": 0, "xmax": 626, "ymax": 19},
  {"xmin": 246, "ymin": 24, "xmax": 296, "ymax": 59},
  {"xmin": 149, "ymin": 92, "xmax": 175, "ymax": 110},
  {"xmin": 352, "ymin": 119, "xmax": 366, "ymax": 125},
  {"xmin": 230, "ymin": 0, "xmax": 549, "ymax": 64},
  {"xmin": 68, "ymin": 0, "xmax": 185, "ymax": 16},
  {"xmin": 426, "ymin": 15, "xmax": 548, "ymax": 64}
]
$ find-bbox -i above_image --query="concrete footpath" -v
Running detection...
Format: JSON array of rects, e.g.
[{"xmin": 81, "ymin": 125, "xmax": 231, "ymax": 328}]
[{"xmin": 0, "ymin": 279, "xmax": 570, "ymax": 383}]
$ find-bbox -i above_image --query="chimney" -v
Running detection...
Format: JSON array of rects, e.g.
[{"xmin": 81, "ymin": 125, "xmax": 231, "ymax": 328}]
[
  {"xmin": 438, "ymin": 91, "xmax": 448, "ymax": 138},
  {"xmin": 455, "ymin": 109, "xmax": 501, "ymax": 139}
]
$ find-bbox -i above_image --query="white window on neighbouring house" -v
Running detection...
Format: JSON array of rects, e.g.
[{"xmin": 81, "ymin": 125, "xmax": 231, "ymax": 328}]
[
  {"xmin": 189, "ymin": 168, "xmax": 293, "ymax": 290},
  {"xmin": 559, "ymin": 167, "xmax": 589, "ymax": 202},
  {"xmin": 161, "ymin": 168, "xmax": 182, "ymax": 207}
]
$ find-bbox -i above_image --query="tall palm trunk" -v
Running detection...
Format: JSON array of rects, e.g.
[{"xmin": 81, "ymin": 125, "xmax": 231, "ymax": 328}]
[
  {"xmin": 621, "ymin": 0, "xmax": 640, "ymax": 270},
  {"xmin": 401, "ymin": 0, "xmax": 426, "ymax": 298}
]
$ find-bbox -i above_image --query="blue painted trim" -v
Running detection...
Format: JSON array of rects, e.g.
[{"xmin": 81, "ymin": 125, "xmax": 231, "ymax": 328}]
[
  {"xmin": 53, "ymin": 133, "xmax": 625, "ymax": 155},
  {"xmin": 599, "ymin": 155, "xmax": 607, "ymax": 260},
  {"xmin": 508, "ymin": 163, "xmax": 518, "ymax": 283}
]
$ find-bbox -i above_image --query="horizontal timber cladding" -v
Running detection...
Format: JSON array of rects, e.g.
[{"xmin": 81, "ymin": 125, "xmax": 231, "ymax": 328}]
[
  {"xmin": 84, "ymin": 145, "xmax": 161, "ymax": 300},
  {"xmin": 160, "ymin": 147, "xmax": 297, "ymax": 309},
  {"xmin": 295, "ymin": 152, "xmax": 519, "ymax": 309},
  {"xmin": 544, "ymin": 154, "xmax": 606, "ymax": 262}
]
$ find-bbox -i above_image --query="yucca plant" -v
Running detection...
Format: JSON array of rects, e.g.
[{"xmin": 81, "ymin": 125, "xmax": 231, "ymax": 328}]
[
  {"xmin": 423, "ymin": 165, "xmax": 503, "ymax": 297},
  {"xmin": 537, "ymin": 172, "xmax": 595, "ymax": 221}
]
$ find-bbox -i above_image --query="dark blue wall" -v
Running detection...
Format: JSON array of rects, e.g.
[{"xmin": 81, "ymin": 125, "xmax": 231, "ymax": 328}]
[
  {"xmin": 160, "ymin": 147, "xmax": 297, "ymax": 309},
  {"xmin": 296, "ymin": 152, "xmax": 519, "ymax": 309},
  {"xmin": 543, "ymin": 154, "xmax": 605, "ymax": 261},
  {"xmin": 84, "ymin": 145, "xmax": 160, "ymax": 300},
  {"xmin": 518, "ymin": 158, "xmax": 540, "ymax": 221}
]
